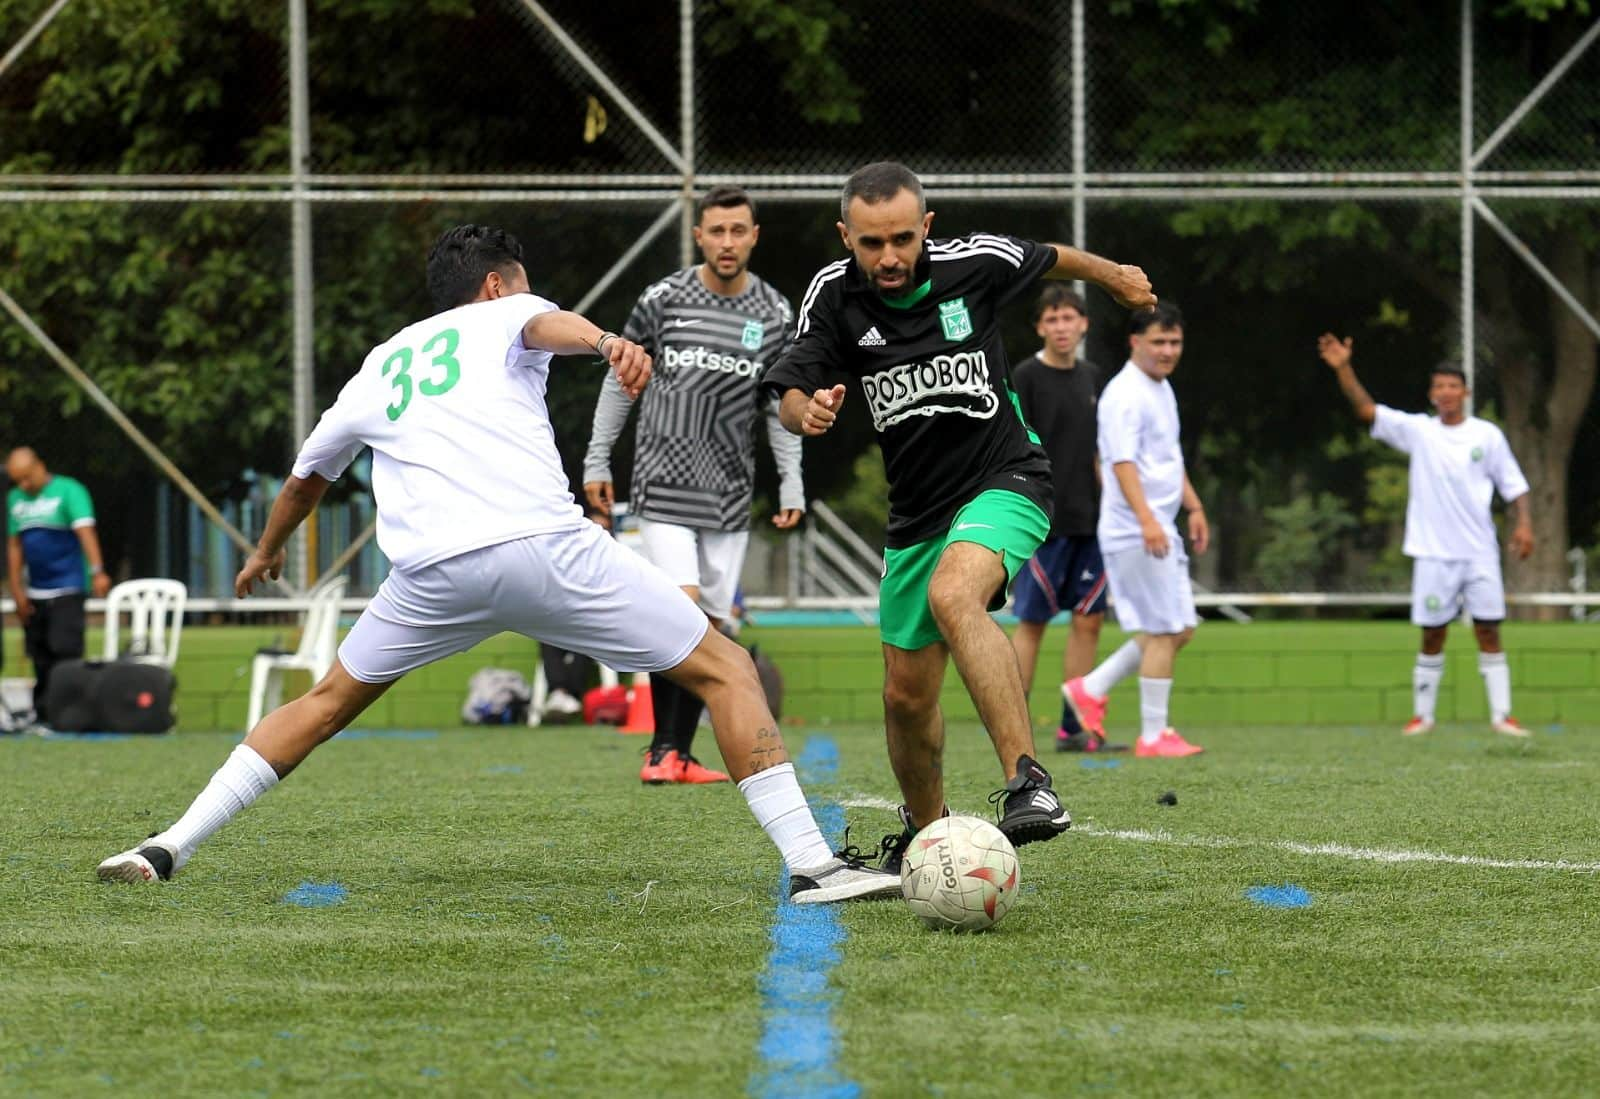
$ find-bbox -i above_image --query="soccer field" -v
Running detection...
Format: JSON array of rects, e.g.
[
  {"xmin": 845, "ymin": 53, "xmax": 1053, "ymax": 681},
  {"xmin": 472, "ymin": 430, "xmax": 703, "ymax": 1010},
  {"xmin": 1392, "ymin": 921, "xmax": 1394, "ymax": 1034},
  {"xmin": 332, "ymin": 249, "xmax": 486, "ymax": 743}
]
[{"xmin": 4, "ymin": 717, "xmax": 1599, "ymax": 1096}]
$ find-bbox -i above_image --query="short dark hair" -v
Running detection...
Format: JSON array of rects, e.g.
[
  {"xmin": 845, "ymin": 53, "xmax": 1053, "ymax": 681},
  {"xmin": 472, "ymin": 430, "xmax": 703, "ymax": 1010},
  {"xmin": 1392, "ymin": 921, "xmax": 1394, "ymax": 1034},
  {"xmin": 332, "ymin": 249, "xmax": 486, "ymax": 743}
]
[
  {"xmin": 840, "ymin": 161, "xmax": 924, "ymax": 224},
  {"xmin": 1430, "ymin": 361, "xmax": 1467, "ymax": 383},
  {"xmin": 696, "ymin": 185, "xmax": 756, "ymax": 224},
  {"xmin": 1033, "ymin": 284, "xmax": 1087, "ymax": 324},
  {"xmin": 426, "ymin": 224, "xmax": 525, "ymax": 310},
  {"xmin": 1129, "ymin": 302, "xmax": 1184, "ymax": 336}
]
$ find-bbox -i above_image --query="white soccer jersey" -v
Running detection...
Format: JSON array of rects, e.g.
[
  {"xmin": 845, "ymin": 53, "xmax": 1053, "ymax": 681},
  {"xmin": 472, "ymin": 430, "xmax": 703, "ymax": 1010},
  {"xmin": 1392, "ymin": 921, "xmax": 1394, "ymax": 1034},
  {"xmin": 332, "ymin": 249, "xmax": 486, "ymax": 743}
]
[
  {"xmin": 1371, "ymin": 405, "xmax": 1529, "ymax": 563},
  {"xmin": 291, "ymin": 293, "xmax": 586, "ymax": 572},
  {"xmin": 1097, "ymin": 361, "xmax": 1185, "ymax": 554}
]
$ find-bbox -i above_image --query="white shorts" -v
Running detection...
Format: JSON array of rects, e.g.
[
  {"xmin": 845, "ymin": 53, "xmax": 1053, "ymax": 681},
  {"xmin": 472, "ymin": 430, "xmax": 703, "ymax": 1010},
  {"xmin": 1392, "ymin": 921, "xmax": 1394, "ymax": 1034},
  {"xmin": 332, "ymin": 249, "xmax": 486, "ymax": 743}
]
[
  {"xmin": 1103, "ymin": 544, "xmax": 1198, "ymax": 636},
  {"xmin": 1412, "ymin": 557, "xmax": 1505, "ymax": 627},
  {"xmin": 637, "ymin": 519, "xmax": 749, "ymax": 620},
  {"xmin": 338, "ymin": 525, "xmax": 708, "ymax": 684}
]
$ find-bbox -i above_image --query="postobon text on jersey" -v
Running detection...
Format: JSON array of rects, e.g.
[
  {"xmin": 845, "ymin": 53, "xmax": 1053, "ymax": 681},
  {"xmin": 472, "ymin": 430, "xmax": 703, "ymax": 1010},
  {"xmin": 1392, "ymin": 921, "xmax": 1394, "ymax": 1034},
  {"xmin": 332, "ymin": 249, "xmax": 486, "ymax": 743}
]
[{"xmin": 860, "ymin": 350, "xmax": 999, "ymax": 432}]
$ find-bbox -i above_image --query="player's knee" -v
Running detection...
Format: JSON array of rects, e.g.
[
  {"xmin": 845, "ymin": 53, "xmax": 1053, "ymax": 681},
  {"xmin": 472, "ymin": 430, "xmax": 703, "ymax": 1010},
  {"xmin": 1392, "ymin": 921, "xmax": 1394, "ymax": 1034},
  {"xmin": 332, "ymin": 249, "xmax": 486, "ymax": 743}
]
[
  {"xmin": 925, "ymin": 577, "xmax": 982, "ymax": 633},
  {"xmin": 883, "ymin": 675, "xmax": 936, "ymax": 724},
  {"xmin": 1473, "ymin": 621, "xmax": 1502, "ymax": 650}
]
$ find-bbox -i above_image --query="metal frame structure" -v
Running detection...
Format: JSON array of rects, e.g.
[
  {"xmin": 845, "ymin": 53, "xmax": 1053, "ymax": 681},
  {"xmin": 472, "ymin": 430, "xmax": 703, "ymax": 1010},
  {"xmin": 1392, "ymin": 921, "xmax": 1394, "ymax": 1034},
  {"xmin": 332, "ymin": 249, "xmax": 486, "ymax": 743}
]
[{"xmin": 1, "ymin": 0, "xmax": 1597, "ymax": 594}]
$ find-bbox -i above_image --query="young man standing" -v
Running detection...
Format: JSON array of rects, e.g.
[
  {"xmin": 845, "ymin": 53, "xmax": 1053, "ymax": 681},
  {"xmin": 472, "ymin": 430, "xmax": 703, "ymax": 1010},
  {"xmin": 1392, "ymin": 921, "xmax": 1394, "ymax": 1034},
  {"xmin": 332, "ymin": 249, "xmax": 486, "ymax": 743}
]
[
  {"xmin": 763, "ymin": 162, "xmax": 1156, "ymax": 865},
  {"xmin": 584, "ymin": 186, "xmax": 804, "ymax": 786},
  {"xmin": 96, "ymin": 225, "xmax": 898, "ymax": 905},
  {"xmin": 1317, "ymin": 332, "xmax": 1534, "ymax": 736},
  {"xmin": 1064, "ymin": 305, "xmax": 1207, "ymax": 759},
  {"xmin": 6, "ymin": 447, "xmax": 112, "ymax": 726},
  {"xmin": 1007, "ymin": 286, "xmax": 1120, "ymax": 753}
]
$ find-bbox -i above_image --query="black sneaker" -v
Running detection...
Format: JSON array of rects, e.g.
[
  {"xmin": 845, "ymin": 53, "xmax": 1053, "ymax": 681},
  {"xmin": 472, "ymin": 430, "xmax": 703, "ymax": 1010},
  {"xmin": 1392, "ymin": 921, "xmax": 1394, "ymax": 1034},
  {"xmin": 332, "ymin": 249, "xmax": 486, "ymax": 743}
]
[
  {"xmin": 989, "ymin": 754, "xmax": 1071, "ymax": 847},
  {"xmin": 877, "ymin": 806, "xmax": 917, "ymax": 875},
  {"xmin": 1055, "ymin": 730, "xmax": 1130, "ymax": 754}
]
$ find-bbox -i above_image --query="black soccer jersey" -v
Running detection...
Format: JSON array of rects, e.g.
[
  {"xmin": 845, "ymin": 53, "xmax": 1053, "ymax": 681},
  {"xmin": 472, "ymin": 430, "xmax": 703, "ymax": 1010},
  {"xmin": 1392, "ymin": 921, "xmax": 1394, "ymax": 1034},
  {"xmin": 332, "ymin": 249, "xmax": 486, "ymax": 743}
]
[
  {"xmin": 763, "ymin": 234, "xmax": 1057, "ymax": 548},
  {"xmin": 1011, "ymin": 352, "xmax": 1104, "ymax": 537}
]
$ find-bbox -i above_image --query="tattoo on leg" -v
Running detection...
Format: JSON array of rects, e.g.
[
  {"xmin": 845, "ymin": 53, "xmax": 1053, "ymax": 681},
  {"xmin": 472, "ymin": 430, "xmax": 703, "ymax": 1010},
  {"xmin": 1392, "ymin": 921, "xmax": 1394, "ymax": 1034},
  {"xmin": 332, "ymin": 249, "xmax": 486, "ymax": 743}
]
[{"xmin": 747, "ymin": 725, "xmax": 787, "ymax": 772}]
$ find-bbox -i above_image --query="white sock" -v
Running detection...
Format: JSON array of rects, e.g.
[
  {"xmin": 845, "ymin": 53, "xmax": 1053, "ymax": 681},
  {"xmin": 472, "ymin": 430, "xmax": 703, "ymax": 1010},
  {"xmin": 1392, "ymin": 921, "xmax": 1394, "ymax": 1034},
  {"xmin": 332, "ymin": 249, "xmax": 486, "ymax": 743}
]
[
  {"xmin": 152, "ymin": 744, "xmax": 279, "ymax": 870},
  {"xmin": 737, "ymin": 762, "xmax": 833, "ymax": 870},
  {"xmin": 1478, "ymin": 652, "xmax": 1511, "ymax": 722},
  {"xmin": 1138, "ymin": 677, "xmax": 1172, "ymax": 743},
  {"xmin": 1414, "ymin": 653, "xmax": 1445, "ymax": 721},
  {"xmin": 1084, "ymin": 640, "xmax": 1142, "ymax": 699}
]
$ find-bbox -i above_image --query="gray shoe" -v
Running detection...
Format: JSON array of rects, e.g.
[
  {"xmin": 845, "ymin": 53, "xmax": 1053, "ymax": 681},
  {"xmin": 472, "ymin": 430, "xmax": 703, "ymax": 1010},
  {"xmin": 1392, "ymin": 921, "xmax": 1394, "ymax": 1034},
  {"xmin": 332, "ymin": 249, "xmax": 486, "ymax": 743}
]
[{"xmin": 789, "ymin": 854, "xmax": 901, "ymax": 904}]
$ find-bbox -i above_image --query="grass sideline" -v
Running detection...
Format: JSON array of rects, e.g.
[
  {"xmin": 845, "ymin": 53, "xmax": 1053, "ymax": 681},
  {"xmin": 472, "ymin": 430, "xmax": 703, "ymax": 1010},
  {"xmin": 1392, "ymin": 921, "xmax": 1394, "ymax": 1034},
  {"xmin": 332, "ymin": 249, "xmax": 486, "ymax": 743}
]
[
  {"xmin": 3, "ymin": 720, "xmax": 1599, "ymax": 1095},
  {"xmin": 9, "ymin": 619, "xmax": 1597, "ymax": 733}
]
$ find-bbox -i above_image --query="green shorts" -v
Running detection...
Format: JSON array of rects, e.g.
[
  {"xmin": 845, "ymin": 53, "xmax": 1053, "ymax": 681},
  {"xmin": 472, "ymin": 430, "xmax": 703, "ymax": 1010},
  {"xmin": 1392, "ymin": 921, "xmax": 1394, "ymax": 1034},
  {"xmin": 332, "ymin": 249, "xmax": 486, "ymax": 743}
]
[{"xmin": 879, "ymin": 489, "xmax": 1051, "ymax": 651}]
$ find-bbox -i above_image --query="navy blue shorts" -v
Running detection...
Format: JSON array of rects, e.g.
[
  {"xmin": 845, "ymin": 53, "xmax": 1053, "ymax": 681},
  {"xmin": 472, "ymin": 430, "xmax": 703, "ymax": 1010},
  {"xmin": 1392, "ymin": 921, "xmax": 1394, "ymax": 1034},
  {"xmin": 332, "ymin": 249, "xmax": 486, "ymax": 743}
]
[{"xmin": 1012, "ymin": 535, "xmax": 1108, "ymax": 624}]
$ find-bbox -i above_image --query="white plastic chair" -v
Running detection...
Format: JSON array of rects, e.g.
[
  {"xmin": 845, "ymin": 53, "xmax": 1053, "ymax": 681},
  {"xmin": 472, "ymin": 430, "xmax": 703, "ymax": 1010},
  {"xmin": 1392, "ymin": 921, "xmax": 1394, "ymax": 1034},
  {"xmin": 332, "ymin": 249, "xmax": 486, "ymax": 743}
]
[
  {"xmin": 245, "ymin": 575, "xmax": 348, "ymax": 731},
  {"xmin": 102, "ymin": 579, "xmax": 187, "ymax": 668}
]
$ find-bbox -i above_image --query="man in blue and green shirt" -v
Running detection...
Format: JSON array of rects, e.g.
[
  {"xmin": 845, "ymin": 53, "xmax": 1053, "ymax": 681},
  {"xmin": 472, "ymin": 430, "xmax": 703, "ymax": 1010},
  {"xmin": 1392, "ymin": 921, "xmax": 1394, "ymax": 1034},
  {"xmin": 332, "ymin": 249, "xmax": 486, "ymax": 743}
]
[{"xmin": 6, "ymin": 447, "xmax": 111, "ymax": 723}]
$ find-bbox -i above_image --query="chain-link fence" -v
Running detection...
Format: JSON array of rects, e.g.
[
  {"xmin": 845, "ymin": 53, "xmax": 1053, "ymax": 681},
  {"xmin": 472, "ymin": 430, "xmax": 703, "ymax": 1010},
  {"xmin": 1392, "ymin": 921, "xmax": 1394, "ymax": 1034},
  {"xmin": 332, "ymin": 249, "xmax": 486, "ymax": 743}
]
[{"xmin": 2, "ymin": 0, "xmax": 1597, "ymax": 605}]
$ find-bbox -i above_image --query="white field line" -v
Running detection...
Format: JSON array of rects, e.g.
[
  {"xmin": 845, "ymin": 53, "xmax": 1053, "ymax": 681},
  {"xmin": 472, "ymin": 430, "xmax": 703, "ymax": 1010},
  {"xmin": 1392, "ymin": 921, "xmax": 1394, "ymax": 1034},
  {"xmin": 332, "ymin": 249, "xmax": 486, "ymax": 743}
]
[{"xmin": 838, "ymin": 795, "xmax": 1600, "ymax": 874}]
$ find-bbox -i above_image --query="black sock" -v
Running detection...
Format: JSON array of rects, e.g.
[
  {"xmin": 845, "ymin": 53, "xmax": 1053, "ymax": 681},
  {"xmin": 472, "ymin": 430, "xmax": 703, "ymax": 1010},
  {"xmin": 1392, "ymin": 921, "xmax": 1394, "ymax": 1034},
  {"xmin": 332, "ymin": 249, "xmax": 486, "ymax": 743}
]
[
  {"xmin": 648, "ymin": 676, "xmax": 682, "ymax": 756},
  {"xmin": 671, "ymin": 683, "xmax": 705, "ymax": 757}
]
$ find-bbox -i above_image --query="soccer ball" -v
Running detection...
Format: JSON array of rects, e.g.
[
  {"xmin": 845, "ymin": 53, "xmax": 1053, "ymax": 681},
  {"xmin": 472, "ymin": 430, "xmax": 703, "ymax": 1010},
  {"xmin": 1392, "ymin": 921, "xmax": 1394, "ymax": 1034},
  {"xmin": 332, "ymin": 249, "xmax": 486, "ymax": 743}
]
[{"xmin": 899, "ymin": 815, "xmax": 1020, "ymax": 932}]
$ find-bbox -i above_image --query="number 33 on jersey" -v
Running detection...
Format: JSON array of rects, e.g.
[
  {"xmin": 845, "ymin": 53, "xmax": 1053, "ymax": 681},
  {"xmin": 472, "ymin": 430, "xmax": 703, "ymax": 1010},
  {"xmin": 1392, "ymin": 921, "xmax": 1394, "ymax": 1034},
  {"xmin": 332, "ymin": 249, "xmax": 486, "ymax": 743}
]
[
  {"xmin": 381, "ymin": 327, "xmax": 461, "ymax": 420},
  {"xmin": 290, "ymin": 293, "xmax": 587, "ymax": 573}
]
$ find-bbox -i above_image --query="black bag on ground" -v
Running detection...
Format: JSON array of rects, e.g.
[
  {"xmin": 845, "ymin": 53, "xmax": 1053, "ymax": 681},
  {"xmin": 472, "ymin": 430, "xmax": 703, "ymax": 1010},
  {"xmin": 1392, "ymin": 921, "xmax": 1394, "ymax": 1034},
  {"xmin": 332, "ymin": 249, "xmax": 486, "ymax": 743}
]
[
  {"xmin": 97, "ymin": 661, "xmax": 176, "ymax": 733},
  {"xmin": 46, "ymin": 659, "xmax": 175, "ymax": 733},
  {"xmin": 45, "ymin": 659, "xmax": 102, "ymax": 732}
]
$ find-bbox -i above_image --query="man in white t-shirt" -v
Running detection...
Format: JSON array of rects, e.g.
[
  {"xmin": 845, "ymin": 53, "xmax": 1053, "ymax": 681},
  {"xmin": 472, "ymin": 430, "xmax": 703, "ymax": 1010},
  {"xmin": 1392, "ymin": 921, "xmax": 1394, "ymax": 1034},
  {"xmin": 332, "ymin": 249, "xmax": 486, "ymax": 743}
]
[
  {"xmin": 1063, "ymin": 305, "xmax": 1206, "ymax": 758},
  {"xmin": 1318, "ymin": 333, "xmax": 1534, "ymax": 737},
  {"xmin": 94, "ymin": 224, "xmax": 898, "ymax": 905}
]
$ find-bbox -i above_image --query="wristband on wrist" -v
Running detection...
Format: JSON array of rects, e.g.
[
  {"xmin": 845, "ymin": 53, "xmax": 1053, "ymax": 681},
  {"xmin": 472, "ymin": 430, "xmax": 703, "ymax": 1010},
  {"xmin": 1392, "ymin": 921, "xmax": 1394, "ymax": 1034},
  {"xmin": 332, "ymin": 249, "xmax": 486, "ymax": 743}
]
[{"xmin": 595, "ymin": 332, "xmax": 619, "ymax": 358}]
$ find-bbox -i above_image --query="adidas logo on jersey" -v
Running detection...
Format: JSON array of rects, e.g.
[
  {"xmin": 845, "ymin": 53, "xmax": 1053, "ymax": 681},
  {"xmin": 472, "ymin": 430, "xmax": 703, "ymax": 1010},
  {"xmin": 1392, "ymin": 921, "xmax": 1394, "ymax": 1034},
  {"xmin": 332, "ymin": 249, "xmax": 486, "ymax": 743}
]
[{"xmin": 857, "ymin": 326, "xmax": 886, "ymax": 347}]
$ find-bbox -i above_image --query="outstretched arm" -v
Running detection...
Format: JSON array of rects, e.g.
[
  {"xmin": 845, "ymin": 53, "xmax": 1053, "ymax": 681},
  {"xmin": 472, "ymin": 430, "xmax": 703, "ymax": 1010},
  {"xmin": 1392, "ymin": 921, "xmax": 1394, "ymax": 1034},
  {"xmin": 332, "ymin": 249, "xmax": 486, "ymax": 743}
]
[
  {"xmin": 524, "ymin": 310, "xmax": 652, "ymax": 399},
  {"xmin": 1317, "ymin": 333, "xmax": 1377, "ymax": 424},
  {"xmin": 235, "ymin": 474, "xmax": 330, "ymax": 597},
  {"xmin": 1046, "ymin": 245, "xmax": 1156, "ymax": 311}
]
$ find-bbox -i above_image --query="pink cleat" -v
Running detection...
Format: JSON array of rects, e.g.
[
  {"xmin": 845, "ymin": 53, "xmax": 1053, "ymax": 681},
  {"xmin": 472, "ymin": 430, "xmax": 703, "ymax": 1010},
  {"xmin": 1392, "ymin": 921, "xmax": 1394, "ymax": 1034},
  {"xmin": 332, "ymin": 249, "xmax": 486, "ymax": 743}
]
[
  {"xmin": 1134, "ymin": 729, "xmax": 1204, "ymax": 758},
  {"xmin": 1061, "ymin": 677, "xmax": 1107, "ymax": 736},
  {"xmin": 1491, "ymin": 716, "xmax": 1531, "ymax": 739},
  {"xmin": 1401, "ymin": 716, "xmax": 1435, "ymax": 737}
]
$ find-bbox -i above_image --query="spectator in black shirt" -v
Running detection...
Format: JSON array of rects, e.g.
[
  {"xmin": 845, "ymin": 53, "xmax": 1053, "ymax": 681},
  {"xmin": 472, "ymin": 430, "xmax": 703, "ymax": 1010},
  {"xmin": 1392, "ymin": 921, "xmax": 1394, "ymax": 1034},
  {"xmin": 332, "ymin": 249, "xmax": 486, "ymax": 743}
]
[{"xmin": 1009, "ymin": 286, "xmax": 1124, "ymax": 753}]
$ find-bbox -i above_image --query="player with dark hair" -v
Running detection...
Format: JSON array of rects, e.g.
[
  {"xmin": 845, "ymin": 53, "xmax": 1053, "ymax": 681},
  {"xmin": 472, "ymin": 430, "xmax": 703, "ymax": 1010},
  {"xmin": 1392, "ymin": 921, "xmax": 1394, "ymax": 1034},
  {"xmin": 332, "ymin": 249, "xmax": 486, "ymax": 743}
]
[
  {"xmin": 1318, "ymin": 333, "xmax": 1534, "ymax": 737},
  {"xmin": 1007, "ymin": 285, "xmax": 1121, "ymax": 752},
  {"xmin": 583, "ymin": 185, "xmax": 804, "ymax": 786},
  {"xmin": 1064, "ymin": 304, "xmax": 1207, "ymax": 758},
  {"xmin": 763, "ymin": 161, "xmax": 1156, "ymax": 867},
  {"xmin": 96, "ymin": 224, "xmax": 899, "ymax": 905}
]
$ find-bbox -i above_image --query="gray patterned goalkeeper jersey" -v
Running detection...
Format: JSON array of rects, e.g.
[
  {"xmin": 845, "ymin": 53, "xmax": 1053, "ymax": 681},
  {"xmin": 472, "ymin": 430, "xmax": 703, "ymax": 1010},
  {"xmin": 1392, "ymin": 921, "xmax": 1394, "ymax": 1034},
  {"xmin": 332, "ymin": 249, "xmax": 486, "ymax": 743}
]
[{"xmin": 583, "ymin": 267, "xmax": 804, "ymax": 531}]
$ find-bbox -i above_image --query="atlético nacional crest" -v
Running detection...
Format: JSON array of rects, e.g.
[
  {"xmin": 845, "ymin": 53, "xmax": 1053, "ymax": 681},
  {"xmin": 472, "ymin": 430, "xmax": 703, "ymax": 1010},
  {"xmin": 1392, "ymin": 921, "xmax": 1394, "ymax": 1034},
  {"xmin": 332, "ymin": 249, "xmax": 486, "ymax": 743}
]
[
  {"xmin": 1470, "ymin": 446, "xmax": 1484, "ymax": 462},
  {"xmin": 741, "ymin": 320, "xmax": 764, "ymax": 351},
  {"xmin": 938, "ymin": 298, "xmax": 973, "ymax": 342}
]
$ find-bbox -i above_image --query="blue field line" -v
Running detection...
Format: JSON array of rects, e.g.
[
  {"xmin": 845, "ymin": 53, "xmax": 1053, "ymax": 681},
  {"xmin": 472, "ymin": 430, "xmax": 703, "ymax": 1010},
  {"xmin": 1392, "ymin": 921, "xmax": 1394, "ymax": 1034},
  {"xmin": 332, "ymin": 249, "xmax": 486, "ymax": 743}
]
[
  {"xmin": 1245, "ymin": 883, "xmax": 1313, "ymax": 909},
  {"xmin": 282, "ymin": 881, "xmax": 348, "ymax": 908},
  {"xmin": 750, "ymin": 736, "xmax": 861, "ymax": 1099}
]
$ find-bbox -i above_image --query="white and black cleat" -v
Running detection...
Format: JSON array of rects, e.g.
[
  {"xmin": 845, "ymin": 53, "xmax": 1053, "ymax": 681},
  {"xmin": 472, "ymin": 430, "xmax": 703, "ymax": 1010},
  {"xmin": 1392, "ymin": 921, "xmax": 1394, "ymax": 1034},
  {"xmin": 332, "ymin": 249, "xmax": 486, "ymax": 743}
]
[
  {"xmin": 788, "ymin": 854, "xmax": 902, "ymax": 904},
  {"xmin": 96, "ymin": 839, "xmax": 179, "ymax": 883}
]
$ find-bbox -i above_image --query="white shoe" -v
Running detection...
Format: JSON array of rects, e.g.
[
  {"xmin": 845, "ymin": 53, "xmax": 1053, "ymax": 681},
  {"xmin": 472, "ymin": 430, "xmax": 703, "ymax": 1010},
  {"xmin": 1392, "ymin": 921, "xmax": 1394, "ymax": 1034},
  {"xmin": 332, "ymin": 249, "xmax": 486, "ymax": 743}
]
[
  {"xmin": 542, "ymin": 688, "xmax": 582, "ymax": 720},
  {"xmin": 97, "ymin": 839, "xmax": 179, "ymax": 883},
  {"xmin": 1491, "ymin": 716, "xmax": 1532, "ymax": 738},
  {"xmin": 789, "ymin": 856, "xmax": 902, "ymax": 904}
]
